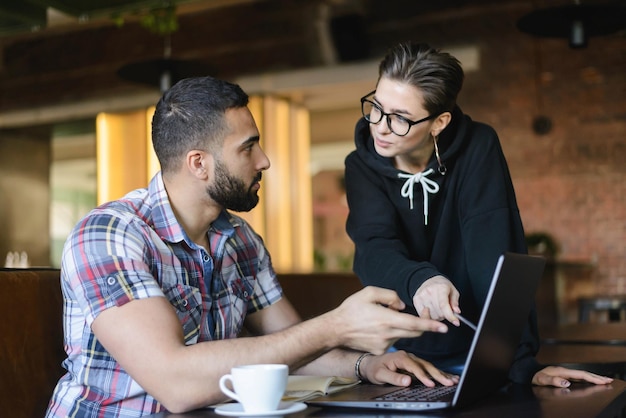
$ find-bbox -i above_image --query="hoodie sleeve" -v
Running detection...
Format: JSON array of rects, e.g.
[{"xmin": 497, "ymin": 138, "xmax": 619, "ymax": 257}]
[
  {"xmin": 456, "ymin": 124, "xmax": 543, "ymax": 383},
  {"xmin": 345, "ymin": 150, "xmax": 440, "ymax": 306}
]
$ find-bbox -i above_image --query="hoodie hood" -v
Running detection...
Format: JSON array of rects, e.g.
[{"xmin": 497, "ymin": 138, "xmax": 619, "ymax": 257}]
[{"xmin": 352, "ymin": 106, "xmax": 472, "ymax": 224}]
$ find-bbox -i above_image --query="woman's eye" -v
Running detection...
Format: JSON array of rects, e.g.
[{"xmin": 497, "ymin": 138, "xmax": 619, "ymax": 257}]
[{"xmin": 392, "ymin": 114, "xmax": 409, "ymax": 124}]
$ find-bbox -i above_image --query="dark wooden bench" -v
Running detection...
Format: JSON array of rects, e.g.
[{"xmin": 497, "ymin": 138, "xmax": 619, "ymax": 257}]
[{"xmin": 0, "ymin": 268, "xmax": 65, "ymax": 418}]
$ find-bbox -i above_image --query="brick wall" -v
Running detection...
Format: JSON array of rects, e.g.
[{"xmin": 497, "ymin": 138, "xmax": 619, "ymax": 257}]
[{"xmin": 408, "ymin": 8, "xmax": 626, "ymax": 295}]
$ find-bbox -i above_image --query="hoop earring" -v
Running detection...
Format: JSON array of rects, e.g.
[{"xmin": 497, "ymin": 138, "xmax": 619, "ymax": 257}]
[{"xmin": 433, "ymin": 135, "xmax": 447, "ymax": 175}]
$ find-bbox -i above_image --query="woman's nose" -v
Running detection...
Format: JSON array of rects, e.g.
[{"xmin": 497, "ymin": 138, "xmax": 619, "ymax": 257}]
[{"xmin": 375, "ymin": 115, "xmax": 392, "ymax": 135}]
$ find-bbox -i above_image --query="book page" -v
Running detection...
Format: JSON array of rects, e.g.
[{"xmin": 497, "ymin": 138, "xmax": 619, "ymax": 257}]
[{"xmin": 283, "ymin": 375, "xmax": 360, "ymax": 402}]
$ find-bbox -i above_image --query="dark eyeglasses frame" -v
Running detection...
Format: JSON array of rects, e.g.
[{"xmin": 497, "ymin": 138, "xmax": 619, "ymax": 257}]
[{"xmin": 360, "ymin": 90, "xmax": 439, "ymax": 137}]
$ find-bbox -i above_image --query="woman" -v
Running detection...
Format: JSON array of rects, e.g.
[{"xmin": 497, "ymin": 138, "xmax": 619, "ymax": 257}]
[{"xmin": 344, "ymin": 41, "xmax": 611, "ymax": 387}]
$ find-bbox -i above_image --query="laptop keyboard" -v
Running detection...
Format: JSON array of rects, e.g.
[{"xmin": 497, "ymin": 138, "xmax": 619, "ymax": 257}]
[{"xmin": 374, "ymin": 384, "xmax": 457, "ymax": 402}]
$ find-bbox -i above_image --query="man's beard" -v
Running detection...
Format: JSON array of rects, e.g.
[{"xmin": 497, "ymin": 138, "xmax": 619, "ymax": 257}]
[{"xmin": 207, "ymin": 159, "xmax": 261, "ymax": 212}]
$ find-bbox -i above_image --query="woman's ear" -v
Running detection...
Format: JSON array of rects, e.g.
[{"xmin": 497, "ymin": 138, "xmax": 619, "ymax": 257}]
[
  {"xmin": 432, "ymin": 112, "xmax": 452, "ymax": 137},
  {"xmin": 186, "ymin": 150, "xmax": 212, "ymax": 180}
]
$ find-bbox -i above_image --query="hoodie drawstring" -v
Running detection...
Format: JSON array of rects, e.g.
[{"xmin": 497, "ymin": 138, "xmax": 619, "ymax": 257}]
[{"xmin": 398, "ymin": 168, "xmax": 439, "ymax": 225}]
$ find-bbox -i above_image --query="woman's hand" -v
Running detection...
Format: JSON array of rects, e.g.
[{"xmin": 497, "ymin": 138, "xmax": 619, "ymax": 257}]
[
  {"xmin": 329, "ymin": 286, "xmax": 448, "ymax": 355},
  {"xmin": 413, "ymin": 275, "xmax": 461, "ymax": 326},
  {"xmin": 532, "ymin": 366, "xmax": 613, "ymax": 387}
]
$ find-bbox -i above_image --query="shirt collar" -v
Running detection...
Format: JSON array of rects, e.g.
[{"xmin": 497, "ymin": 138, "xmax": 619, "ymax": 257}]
[{"xmin": 149, "ymin": 172, "xmax": 240, "ymax": 243}]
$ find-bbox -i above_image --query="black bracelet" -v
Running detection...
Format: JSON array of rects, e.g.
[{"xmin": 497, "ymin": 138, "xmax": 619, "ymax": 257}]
[{"xmin": 355, "ymin": 352, "xmax": 374, "ymax": 381}]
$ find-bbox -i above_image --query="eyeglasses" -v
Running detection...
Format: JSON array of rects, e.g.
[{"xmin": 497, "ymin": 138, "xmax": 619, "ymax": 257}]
[{"xmin": 360, "ymin": 90, "xmax": 438, "ymax": 137}]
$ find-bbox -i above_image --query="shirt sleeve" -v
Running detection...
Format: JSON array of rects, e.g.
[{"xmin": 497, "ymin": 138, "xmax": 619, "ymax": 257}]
[{"xmin": 61, "ymin": 209, "xmax": 165, "ymax": 326}]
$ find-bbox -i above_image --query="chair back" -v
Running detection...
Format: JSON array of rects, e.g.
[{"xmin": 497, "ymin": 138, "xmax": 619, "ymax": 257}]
[
  {"xmin": 278, "ymin": 272, "xmax": 363, "ymax": 319},
  {"xmin": 0, "ymin": 268, "xmax": 65, "ymax": 418}
]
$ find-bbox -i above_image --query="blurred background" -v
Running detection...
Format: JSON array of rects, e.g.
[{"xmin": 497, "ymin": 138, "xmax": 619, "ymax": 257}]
[{"xmin": 0, "ymin": 0, "xmax": 624, "ymax": 324}]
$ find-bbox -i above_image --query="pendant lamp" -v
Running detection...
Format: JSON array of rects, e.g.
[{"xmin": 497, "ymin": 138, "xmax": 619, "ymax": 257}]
[{"xmin": 517, "ymin": 2, "xmax": 626, "ymax": 48}]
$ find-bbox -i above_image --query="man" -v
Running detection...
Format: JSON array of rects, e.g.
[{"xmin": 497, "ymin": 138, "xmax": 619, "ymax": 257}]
[{"xmin": 46, "ymin": 76, "xmax": 457, "ymax": 417}]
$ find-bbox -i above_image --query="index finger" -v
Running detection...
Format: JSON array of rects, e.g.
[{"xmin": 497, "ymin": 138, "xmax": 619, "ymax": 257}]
[
  {"xmin": 440, "ymin": 301, "xmax": 458, "ymax": 326},
  {"xmin": 557, "ymin": 369, "xmax": 613, "ymax": 385},
  {"xmin": 450, "ymin": 288, "xmax": 461, "ymax": 314},
  {"xmin": 387, "ymin": 311, "xmax": 448, "ymax": 335},
  {"xmin": 443, "ymin": 285, "xmax": 461, "ymax": 324}
]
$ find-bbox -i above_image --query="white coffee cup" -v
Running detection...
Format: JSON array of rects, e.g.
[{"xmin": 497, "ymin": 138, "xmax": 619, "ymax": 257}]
[{"xmin": 219, "ymin": 364, "xmax": 289, "ymax": 413}]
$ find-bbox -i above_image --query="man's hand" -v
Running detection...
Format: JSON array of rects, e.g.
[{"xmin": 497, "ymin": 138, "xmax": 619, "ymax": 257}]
[
  {"xmin": 532, "ymin": 366, "xmax": 613, "ymax": 387},
  {"xmin": 329, "ymin": 286, "xmax": 449, "ymax": 355},
  {"xmin": 413, "ymin": 275, "xmax": 460, "ymax": 326},
  {"xmin": 359, "ymin": 350, "xmax": 459, "ymax": 387}
]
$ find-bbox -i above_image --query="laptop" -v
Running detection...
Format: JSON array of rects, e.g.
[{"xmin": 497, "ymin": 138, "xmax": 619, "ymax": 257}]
[{"xmin": 307, "ymin": 252, "xmax": 546, "ymax": 411}]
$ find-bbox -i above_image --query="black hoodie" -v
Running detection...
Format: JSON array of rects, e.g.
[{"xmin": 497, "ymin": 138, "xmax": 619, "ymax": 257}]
[{"xmin": 345, "ymin": 106, "xmax": 543, "ymax": 383}]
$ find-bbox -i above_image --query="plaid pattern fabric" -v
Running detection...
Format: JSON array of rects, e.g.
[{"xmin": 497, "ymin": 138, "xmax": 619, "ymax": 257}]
[{"xmin": 46, "ymin": 173, "xmax": 282, "ymax": 417}]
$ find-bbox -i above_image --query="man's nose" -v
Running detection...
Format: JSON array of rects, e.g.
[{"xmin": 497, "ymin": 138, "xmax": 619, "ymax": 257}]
[{"xmin": 257, "ymin": 148, "xmax": 271, "ymax": 171}]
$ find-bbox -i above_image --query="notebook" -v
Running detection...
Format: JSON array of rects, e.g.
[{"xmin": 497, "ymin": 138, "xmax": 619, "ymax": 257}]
[{"xmin": 307, "ymin": 252, "xmax": 546, "ymax": 411}]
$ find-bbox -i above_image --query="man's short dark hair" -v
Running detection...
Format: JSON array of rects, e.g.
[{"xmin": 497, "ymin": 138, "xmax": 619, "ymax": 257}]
[{"xmin": 152, "ymin": 76, "xmax": 249, "ymax": 173}]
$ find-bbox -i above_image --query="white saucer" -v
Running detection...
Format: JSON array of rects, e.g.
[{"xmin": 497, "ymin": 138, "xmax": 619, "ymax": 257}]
[{"xmin": 214, "ymin": 401, "xmax": 307, "ymax": 416}]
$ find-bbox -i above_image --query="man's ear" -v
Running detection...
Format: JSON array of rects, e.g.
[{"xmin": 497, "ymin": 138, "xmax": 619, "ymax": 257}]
[{"xmin": 186, "ymin": 150, "xmax": 212, "ymax": 180}]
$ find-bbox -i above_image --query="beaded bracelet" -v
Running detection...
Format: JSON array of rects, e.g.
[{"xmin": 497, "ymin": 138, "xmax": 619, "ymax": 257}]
[{"xmin": 354, "ymin": 352, "xmax": 374, "ymax": 381}]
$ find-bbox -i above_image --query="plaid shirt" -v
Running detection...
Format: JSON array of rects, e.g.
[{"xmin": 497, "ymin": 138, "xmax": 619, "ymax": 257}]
[{"xmin": 46, "ymin": 173, "xmax": 282, "ymax": 417}]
